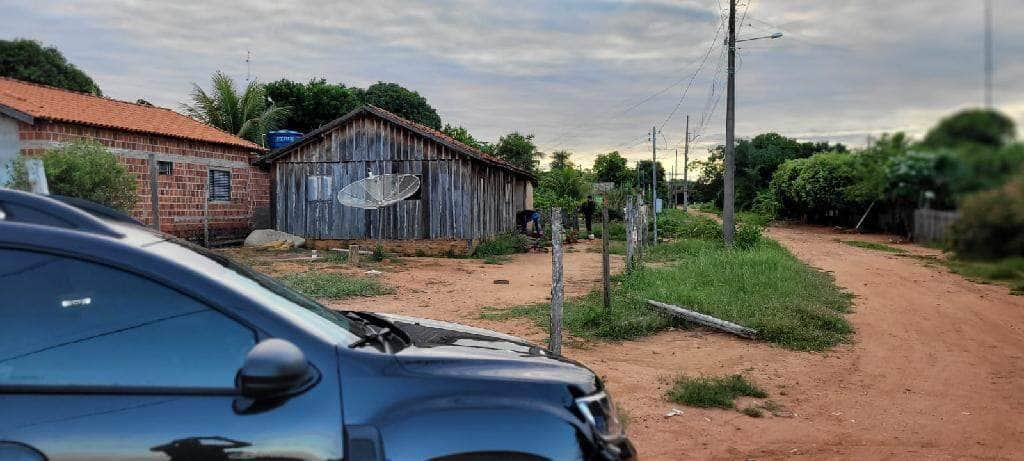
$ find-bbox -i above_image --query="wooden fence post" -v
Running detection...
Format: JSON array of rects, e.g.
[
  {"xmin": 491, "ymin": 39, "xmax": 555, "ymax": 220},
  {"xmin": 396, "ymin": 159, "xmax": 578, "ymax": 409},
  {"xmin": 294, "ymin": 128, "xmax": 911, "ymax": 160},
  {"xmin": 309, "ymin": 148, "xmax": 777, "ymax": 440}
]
[
  {"xmin": 349, "ymin": 244, "xmax": 361, "ymax": 265},
  {"xmin": 602, "ymin": 199, "xmax": 611, "ymax": 309},
  {"xmin": 625, "ymin": 196, "xmax": 635, "ymax": 271},
  {"xmin": 550, "ymin": 207, "xmax": 564, "ymax": 355}
]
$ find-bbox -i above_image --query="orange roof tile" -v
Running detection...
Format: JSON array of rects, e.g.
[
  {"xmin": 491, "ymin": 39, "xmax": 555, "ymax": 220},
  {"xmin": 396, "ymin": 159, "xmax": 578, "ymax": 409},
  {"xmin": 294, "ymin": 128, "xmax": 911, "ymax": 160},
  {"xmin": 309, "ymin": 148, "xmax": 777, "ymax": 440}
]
[{"xmin": 0, "ymin": 77, "xmax": 263, "ymax": 150}]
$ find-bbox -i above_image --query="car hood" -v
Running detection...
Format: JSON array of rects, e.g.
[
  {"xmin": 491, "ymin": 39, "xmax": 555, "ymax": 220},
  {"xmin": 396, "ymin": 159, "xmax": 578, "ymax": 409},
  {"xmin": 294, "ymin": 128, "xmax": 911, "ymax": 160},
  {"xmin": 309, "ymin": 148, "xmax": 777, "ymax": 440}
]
[{"xmin": 375, "ymin": 313, "xmax": 601, "ymax": 395}]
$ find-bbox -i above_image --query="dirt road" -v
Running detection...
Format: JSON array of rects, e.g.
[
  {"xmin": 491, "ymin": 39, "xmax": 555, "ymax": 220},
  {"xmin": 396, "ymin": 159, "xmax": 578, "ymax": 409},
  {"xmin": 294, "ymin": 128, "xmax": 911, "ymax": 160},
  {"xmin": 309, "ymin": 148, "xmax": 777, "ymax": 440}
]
[{"xmin": 323, "ymin": 226, "xmax": 1024, "ymax": 459}]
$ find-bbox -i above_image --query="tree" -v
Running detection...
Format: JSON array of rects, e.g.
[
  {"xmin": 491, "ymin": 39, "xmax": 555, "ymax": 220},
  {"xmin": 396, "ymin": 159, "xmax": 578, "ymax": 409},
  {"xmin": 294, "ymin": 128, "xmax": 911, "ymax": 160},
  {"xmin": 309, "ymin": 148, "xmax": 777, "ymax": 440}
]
[
  {"xmin": 549, "ymin": 150, "xmax": 573, "ymax": 170},
  {"xmin": 636, "ymin": 160, "xmax": 667, "ymax": 198},
  {"xmin": 5, "ymin": 140, "xmax": 137, "ymax": 211},
  {"xmin": 441, "ymin": 124, "xmax": 483, "ymax": 150},
  {"xmin": 183, "ymin": 71, "xmax": 289, "ymax": 145},
  {"xmin": 360, "ymin": 82, "xmax": 441, "ymax": 130},
  {"xmin": 921, "ymin": 108, "xmax": 1016, "ymax": 149},
  {"xmin": 265, "ymin": 78, "xmax": 361, "ymax": 133},
  {"xmin": 0, "ymin": 39, "xmax": 101, "ymax": 95},
  {"xmin": 593, "ymin": 151, "xmax": 631, "ymax": 185},
  {"xmin": 493, "ymin": 132, "xmax": 542, "ymax": 174}
]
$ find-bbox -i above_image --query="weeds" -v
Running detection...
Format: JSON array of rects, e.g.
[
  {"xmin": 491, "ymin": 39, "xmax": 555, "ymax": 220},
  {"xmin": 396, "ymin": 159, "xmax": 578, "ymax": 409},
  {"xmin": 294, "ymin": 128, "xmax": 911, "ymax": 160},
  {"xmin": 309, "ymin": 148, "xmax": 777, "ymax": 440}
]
[
  {"xmin": 943, "ymin": 256, "xmax": 1024, "ymax": 295},
  {"xmin": 473, "ymin": 231, "xmax": 529, "ymax": 257},
  {"xmin": 371, "ymin": 244, "xmax": 386, "ymax": 262},
  {"xmin": 740, "ymin": 406, "xmax": 764, "ymax": 417},
  {"xmin": 486, "ymin": 237, "xmax": 852, "ymax": 350},
  {"xmin": 665, "ymin": 375, "xmax": 767, "ymax": 409},
  {"xmin": 279, "ymin": 271, "xmax": 392, "ymax": 299},
  {"xmin": 840, "ymin": 240, "xmax": 908, "ymax": 254}
]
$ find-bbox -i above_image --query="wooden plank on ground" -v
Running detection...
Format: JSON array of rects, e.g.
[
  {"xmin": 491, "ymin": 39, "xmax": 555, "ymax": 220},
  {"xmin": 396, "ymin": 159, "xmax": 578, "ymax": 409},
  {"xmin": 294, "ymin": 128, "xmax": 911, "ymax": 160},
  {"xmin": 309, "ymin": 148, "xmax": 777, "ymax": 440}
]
[{"xmin": 646, "ymin": 299, "xmax": 758, "ymax": 339}]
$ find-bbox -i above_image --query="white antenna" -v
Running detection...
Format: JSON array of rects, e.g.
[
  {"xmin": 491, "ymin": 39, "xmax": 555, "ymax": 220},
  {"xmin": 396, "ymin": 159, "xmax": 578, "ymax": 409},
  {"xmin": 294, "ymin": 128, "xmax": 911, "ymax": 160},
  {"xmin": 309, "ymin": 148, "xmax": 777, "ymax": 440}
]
[
  {"xmin": 246, "ymin": 50, "xmax": 251, "ymax": 82},
  {"xmin": 337, "ymin": 173, "xmax": 421, "ymax": 245}
]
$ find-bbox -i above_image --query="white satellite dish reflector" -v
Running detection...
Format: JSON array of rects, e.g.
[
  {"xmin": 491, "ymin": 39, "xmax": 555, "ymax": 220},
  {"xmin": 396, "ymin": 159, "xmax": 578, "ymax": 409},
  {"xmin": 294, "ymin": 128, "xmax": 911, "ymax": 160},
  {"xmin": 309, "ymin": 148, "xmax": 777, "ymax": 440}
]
[{"xmin": 337, "ymin": 173, "xmax": 420, "ymax": 209}]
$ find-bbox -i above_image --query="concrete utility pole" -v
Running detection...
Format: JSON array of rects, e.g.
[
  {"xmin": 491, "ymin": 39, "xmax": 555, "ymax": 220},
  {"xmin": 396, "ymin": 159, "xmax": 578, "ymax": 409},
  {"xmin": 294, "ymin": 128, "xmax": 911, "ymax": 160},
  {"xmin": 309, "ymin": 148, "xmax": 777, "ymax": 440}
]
[
  {"xmin": 651, "ymin": 126, "xmax": 658, "ymax": 244},
  {"xmin": 673, "ymin": 148, "xmax": 678, "ymax": 209},
  {"xmin": 683, "ymin": 115, "xmax": 690, "ymax": 212},
  {"xmin": 984, "ymin": 0, "xmax": 993, "ymax": 108},
  {"xmin": 723, "ymin": 0, "xmax": 737, "ymax": 246}
]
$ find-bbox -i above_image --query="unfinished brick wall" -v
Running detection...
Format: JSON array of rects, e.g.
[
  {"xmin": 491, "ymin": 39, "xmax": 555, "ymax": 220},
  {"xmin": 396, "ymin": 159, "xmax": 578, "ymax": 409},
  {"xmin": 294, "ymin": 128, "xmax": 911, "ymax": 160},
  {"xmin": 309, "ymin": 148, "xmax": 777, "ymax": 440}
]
[{"xmin": 18, "ymin": 120, "xmax": 270, "ymax": 240}]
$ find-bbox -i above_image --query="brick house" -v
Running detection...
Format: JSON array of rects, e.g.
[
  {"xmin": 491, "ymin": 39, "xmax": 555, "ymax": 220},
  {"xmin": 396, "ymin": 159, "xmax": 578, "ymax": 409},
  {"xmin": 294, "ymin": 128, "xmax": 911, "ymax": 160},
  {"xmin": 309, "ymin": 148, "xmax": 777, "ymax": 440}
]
[{"xmin": 0, "ymin": 77, "xmax": 269, "ymax": 240}]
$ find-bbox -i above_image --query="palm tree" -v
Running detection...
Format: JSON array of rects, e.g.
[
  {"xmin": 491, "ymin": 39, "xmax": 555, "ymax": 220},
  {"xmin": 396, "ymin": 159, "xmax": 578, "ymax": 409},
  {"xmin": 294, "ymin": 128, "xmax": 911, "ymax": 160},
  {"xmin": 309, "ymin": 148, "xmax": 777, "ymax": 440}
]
[{"xmin": 183, "ymin": 71, "xmax": 289, "ymax": 145}]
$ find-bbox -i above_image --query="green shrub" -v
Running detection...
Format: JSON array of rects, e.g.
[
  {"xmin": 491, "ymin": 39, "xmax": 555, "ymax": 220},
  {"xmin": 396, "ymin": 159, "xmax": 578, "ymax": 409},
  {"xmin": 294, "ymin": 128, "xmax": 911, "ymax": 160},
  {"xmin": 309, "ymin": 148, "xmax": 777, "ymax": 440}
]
[
  {"xmin": 950, "ymin": 174, "xmax": 1024, "ymax": 258},
  {"xmin": 371, "ymin": 244, "xmax": 386, "ymax": 262},
  {"xmin": 733, "ymin": 223, "xmax": 764, "ymax": 250},
  {"xmin": 597, "ymin": 221, "xmax": 627, "ymax": 240},
  {"xmin": 473, "ymin": 231, "xmax": 529, "ymax": 257},
  {"xmin": 5, "ymin": 140, "xmax": 137, "ymax": 211}
]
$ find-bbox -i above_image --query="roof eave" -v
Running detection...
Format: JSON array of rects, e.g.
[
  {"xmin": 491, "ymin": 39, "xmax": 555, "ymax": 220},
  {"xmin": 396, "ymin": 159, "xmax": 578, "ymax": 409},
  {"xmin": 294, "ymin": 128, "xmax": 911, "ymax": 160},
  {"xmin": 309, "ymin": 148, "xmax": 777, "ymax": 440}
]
[{"xmin": 0, "ymin": 104, "xmax": 35, "ymax": 125}]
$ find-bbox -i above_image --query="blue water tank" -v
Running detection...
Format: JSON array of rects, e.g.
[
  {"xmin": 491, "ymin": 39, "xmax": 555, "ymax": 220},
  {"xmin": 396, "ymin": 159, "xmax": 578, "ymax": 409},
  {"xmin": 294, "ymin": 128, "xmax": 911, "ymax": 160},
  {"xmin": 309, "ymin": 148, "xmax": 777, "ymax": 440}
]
[{"xmin": 267, "ymin": 130, "xmax": 303, "ymax": 150}]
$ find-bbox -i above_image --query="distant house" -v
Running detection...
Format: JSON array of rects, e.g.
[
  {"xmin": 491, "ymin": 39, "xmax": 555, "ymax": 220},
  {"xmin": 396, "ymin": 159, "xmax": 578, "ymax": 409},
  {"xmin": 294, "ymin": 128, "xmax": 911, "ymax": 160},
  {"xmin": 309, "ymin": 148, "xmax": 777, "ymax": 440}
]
[
  {"xmin": 0, "ymin": 77, "xmax": 269, "ymax": 240},
  {"xmin": 258, "ymin": 105, "xmax": 535, "ymax": 248}
]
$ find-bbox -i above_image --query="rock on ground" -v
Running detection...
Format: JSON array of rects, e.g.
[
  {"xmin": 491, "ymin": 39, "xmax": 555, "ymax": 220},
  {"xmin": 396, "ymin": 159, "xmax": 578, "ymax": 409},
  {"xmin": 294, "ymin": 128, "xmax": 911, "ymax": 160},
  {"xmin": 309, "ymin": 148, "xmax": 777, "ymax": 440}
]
[{"xmin": 244, "ymin": 229, "xmax": 305, "ymax": 248}]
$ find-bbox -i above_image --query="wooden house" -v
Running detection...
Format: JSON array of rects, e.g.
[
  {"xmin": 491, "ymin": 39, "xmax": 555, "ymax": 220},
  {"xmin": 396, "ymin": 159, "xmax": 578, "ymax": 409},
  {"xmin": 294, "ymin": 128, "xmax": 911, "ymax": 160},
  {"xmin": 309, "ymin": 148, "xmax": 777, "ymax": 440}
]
[{"xmin": 258, "ymin": 105, "xmax": 535, "ymax": 246}]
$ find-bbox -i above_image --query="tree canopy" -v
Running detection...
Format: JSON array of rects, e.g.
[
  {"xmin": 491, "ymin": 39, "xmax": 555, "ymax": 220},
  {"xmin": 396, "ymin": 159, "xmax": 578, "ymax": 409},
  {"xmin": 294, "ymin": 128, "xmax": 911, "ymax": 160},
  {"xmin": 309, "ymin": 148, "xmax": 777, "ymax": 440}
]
[
  {"xmin": 493, "ymin": 132, "xmax": 542, "ymax": 174},
  {"xmin": 549, "ymin": 150, "xmax": 573, "ymax": 170},
  {"xmin": 183, "ymin": 71, "xmax": 289, "ymax": 145},
  {"xmin": 921, "ymin": 108, "xmax": 1016, "ymax": 149},
  {"xmin": 0, "ymin": 39, "xmax": 101, "ymax": 95},
  {"xmin": 593, "ymin": 151, "xmax": 632, "ymax": 185},
  {"xmin": 262, "ymin": 79, "xmax": 442, "ymax": 133},
  {"xmin": 441, "ymin": 124, "xmax": 484, "ymax": 150},
  {"xmin": 360, "ymin": 82, "xmax": 442, "ymax": 130},
  {"xmin": 265, "ymin": 78, "xmax": 361, "ymax": 133}
]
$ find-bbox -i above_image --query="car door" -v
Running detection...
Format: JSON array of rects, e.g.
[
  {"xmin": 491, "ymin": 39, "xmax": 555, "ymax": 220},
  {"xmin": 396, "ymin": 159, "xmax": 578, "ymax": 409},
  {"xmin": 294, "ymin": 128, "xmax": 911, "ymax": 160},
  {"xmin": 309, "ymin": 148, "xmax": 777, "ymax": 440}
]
[{"xmin": 0, "ymin": 248, "xmax": 344, "ymax": 461}]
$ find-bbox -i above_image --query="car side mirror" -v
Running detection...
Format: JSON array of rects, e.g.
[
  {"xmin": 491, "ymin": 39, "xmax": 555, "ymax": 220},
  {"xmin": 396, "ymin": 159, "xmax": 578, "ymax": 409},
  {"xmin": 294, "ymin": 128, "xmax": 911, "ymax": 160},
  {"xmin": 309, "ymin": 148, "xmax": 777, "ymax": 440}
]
[{"xmin": 236, "ymin": 338, "xmax": 317, "ymax": 402}]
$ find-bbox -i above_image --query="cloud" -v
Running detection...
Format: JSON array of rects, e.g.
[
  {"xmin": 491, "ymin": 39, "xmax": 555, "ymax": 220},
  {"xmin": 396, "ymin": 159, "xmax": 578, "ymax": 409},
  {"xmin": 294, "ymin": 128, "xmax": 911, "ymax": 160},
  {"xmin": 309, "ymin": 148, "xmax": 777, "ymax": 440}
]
[{"xmin": 5, "ymin": 0, "xmax": 1024, "ymax": 171}]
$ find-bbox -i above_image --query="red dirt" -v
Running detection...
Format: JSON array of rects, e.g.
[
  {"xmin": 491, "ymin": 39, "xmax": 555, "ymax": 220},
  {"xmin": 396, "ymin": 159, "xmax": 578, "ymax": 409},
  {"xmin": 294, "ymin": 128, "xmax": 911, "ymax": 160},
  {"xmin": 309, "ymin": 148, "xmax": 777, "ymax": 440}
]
[{"xmin": 254, "ymin": 225, "xmax": 1024, "ymax": 459}]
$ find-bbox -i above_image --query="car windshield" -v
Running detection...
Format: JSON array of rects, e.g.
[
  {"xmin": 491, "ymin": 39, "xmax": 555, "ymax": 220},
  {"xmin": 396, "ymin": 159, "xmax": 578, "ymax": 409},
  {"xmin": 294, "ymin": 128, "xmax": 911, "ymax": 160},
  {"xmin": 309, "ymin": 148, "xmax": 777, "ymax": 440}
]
[{"xmin": 105, "ymin": 221, "xmax": 359, "ymax": 342}]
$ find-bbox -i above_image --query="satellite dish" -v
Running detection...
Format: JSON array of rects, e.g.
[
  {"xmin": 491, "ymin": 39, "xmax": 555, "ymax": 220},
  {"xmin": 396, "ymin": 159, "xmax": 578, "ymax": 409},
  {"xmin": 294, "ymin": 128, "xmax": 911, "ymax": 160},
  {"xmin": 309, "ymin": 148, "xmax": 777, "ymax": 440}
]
[{"xmin": 337, "ymin": 173, "xmax": 420, "ymax": 209}]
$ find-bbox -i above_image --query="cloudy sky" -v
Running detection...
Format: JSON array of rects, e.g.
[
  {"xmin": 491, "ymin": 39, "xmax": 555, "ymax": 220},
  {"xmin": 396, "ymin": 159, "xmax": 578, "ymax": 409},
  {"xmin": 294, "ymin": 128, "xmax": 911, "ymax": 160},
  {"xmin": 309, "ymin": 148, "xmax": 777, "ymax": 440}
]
[{"xmin": 5, "ymin": 0, "xmax": 1023, "ymax": 171}]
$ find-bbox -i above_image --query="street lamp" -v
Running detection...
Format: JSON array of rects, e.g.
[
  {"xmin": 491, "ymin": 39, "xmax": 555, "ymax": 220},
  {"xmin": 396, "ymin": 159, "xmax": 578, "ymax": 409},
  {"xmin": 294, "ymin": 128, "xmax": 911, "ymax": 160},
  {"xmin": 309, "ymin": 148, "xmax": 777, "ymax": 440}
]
[{"xmin": 734, "ymin": 32, "xmax": 783, "ymax": 43}]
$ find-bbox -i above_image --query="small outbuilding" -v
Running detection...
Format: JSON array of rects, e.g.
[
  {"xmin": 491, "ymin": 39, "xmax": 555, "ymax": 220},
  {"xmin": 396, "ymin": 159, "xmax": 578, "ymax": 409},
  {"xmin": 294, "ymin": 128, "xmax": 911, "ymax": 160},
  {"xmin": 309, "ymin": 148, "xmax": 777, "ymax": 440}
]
[{"xmin": 258, "ymin": 105, "xmax": 535, "ymax": 249}]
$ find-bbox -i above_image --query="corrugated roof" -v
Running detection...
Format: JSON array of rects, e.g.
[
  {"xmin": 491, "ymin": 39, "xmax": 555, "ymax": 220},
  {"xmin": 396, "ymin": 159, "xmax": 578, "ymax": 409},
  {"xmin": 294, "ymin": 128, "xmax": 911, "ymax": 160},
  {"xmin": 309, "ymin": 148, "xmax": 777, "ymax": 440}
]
[
  {"xmin": 259, "ymin": 104, "xmax": 535, "ymax": 180},
  {"xmin": 0, "ymin": 77, "xmax": 263, "ymax": 150}
]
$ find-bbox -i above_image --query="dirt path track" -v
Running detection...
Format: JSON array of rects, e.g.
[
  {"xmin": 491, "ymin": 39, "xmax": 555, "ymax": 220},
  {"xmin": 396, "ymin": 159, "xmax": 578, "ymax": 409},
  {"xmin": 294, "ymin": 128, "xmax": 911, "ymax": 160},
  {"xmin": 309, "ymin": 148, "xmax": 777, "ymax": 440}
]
[{"xmin": 330, "ymin": 226, "xmax": 1024, "ymax": 459}]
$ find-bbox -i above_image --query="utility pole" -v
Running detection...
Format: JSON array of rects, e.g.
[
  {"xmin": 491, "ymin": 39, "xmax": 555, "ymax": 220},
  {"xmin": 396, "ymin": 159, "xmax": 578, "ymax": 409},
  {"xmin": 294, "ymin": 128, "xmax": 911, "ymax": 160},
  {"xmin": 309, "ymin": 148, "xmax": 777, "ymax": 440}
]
[
  {"xmin": 673, "ymin": 148, "xmax": 678, "ymax": 209},
  {"xmin": 683, "ymin": 115, "xmax": 690, "ymax": 212},
  {"xmin": 651, "ymin": 126, "xmax": 658, "ymax": 244},
  {"xmin": 723, "ymin": 0, "xmax": 737, "ymax": 246},
  {"xmin": 984, "ymin": 0, "xmax": 993, "ymax": 108}
]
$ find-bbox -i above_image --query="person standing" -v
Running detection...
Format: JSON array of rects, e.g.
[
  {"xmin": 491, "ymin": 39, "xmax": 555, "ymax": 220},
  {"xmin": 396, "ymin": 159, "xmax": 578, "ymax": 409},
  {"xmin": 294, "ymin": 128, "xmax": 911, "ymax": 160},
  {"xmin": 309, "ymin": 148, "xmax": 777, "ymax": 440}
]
[{"xmin": 580, "ymin": 195, "xmax": 596, "ymax": 237}]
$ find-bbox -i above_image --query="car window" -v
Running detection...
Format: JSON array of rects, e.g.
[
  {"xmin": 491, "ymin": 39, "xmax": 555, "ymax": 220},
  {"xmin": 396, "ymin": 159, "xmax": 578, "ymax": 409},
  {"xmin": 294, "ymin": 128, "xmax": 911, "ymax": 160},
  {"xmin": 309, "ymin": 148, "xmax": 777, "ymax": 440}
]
[{"xmin": 0, "ymin": 249, "xmax": 255, "ymax": 389}]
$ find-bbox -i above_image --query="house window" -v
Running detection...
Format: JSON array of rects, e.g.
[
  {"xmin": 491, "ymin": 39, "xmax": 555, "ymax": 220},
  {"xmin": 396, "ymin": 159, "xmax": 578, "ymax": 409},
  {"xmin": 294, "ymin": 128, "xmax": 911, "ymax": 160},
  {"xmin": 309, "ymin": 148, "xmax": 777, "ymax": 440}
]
[
  {"xmin": 157, "ymin": 161, "xmax": 173, "ymax": 175},
  {"xmin": 208, "ymin": 169, "xmax": 231, "ymax": 202},
  {"xmin": 306, "ymin": 175, "xmax": 333, "ymax": 202},
  {"xmin": 404, "ymin": 175, "xmax": 423, "ymax": 201}
]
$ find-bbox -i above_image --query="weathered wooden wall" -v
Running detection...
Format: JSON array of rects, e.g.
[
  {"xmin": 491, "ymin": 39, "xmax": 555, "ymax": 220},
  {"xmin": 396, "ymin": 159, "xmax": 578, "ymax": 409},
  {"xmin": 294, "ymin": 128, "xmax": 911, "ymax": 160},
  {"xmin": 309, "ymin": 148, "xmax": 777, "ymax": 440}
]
[{"xmin": 272, "ymin": 114, "xmax": 531, "ymax": 240}]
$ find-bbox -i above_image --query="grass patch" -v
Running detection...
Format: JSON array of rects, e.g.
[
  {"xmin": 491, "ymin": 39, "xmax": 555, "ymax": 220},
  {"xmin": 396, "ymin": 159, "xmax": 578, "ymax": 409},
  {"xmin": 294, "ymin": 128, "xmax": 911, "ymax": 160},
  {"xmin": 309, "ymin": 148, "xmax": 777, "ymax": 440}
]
[
  {"xmin": 943, "ymin": 256, "xmax": 1024, "ymax": 295},
  {"xmin": 740, "ymin": 406, "xmax": 764, "ymax": 417},
  {"xmin": 483, "ymin": 255, "xmax": 510, "ymax": 264},
  {"xmin": 279, "ymin": 271, "xmax": 393, "ymax": 299},
  {"xmin": 737, "ymin": 211, "xmax": 772, "ymax": 227},
  {"xmin": 840, "ymin": 240, "xmax": 909, "ymax": 254},
  {"xmin": 473, "ymin": 231, "xmax": 529, "ymax": 258},
  {"xmin": 485, "ymin": 236, "xmax": 852, "ymax": 350},
  {"xmin": 666, "ymin": 375, "xmax": 767, "ymax": 409}
]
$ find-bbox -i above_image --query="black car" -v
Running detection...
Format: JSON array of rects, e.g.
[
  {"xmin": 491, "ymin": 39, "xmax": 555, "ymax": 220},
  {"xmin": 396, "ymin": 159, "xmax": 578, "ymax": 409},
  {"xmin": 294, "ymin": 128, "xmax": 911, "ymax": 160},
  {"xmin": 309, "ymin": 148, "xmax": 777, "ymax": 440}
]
[{"xmin": 0, "ymin": 189, "xmax": 635, "ymax": 461}]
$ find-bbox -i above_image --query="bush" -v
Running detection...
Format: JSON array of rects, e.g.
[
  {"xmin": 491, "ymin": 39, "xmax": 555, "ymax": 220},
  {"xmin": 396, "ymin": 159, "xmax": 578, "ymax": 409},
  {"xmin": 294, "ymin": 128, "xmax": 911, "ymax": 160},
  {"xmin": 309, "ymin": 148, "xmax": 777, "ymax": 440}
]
[
  {"xmin": 473, "ymin": 231, "xmax": 529, "ymax": 257},
  {"xmin": 734, "ymin": 223, "xmax": 764, "ymax": 250},
  {"xmin": 950, "ymin": 174, "xmax": 1024, "ymax": 258},
  {"xmin": 5, "ymin": 140, "xmax": 137, "ymax": 211},
  {"xmin": 666, "ymin": 375, "xmax": 767, "ymax": 408}
]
